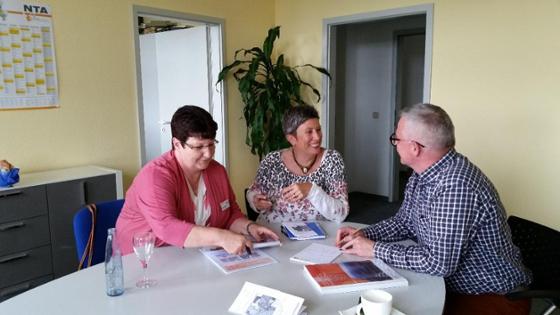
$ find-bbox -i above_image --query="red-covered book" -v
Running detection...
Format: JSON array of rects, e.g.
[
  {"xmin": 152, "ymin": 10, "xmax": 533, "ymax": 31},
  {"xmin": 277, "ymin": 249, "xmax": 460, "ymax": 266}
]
[{"xmin": 304, "ymin": 259, "xmax": 408, "ymax": 294}]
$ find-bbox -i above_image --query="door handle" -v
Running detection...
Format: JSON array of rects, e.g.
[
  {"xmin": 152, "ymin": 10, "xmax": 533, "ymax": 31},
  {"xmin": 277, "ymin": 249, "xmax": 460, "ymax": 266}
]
[
  {"xmin": 0, "ymin": 190, "xmax": 22, "ymax": 198},
  {"xmin": 158, "ymin": 120, "xmax": 171, "ymax": 125},
  {"xmin": 0, "ymin": 282, "xmax": 31, "ymax": 297},
  {"xmin": 0, "ymin": 252, "xmax": 29, "ymax": 264},
  {"xmin": 0, "ymin": 221, "xmax": 25, "ymax": 231}
]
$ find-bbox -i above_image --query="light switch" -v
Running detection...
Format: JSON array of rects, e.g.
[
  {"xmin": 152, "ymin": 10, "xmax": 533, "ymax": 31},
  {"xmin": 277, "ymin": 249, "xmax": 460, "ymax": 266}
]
[{"xmin": 372, "ymin": 112, "xmax": 380, "ymax": 119}]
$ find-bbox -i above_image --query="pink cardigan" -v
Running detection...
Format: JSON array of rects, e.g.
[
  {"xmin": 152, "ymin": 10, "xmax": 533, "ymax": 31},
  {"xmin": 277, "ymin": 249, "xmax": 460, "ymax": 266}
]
[{"xmin": 116, "ymin": 150, "xmax": 245, "ymax": 254}]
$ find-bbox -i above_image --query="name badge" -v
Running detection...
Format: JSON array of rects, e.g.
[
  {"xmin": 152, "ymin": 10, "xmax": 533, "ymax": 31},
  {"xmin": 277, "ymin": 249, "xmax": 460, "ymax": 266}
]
[{"xmin": 220, "ymin": 200, "xmax": 230, "ymax": 211}]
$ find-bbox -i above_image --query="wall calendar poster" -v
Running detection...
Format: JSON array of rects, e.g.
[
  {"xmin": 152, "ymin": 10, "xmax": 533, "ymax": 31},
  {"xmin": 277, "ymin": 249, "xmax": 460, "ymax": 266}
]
[{"xmin": 0, "ymin": 0, "xmax": 58, "ymax": 109}]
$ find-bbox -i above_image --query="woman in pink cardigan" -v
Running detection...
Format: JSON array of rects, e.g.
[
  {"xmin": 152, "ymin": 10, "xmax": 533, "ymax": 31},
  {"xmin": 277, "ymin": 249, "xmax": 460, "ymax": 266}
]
[{"xmin": 116, "ymin": 106, "xmax": 278, "ymax": 255}]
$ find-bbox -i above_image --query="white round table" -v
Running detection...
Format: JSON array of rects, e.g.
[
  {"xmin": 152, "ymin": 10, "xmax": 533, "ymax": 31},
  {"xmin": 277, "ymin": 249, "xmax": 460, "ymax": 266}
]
[{"xmin": 0, "ymin": 222, "xmax": 445, "ymax": 314}]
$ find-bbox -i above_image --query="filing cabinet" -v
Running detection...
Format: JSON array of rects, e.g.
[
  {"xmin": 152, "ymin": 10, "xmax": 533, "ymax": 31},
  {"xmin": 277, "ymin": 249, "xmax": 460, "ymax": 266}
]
[{"xmin": 0, "ymin": 166, "xmax": 122, "ymax": 301}]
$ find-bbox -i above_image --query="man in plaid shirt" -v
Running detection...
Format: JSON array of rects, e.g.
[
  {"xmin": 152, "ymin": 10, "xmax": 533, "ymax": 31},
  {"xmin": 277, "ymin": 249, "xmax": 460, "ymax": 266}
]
[{"xmin": 337, "ymin": 103, "xmax": 531, "ymax": 314}]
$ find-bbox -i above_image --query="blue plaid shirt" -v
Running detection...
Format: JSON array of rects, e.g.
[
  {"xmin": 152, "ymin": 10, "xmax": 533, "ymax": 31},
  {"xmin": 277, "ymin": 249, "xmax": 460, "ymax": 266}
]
[{"xmin": 363, "ymin": 149, "xmax": 531, "ymax": 294}]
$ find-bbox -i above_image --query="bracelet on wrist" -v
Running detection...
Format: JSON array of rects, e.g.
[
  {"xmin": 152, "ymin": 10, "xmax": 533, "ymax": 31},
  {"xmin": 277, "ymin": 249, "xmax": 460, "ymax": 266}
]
[{"xmin": 246, "ymin": 222, "xmax": 256, "ymax": 237}]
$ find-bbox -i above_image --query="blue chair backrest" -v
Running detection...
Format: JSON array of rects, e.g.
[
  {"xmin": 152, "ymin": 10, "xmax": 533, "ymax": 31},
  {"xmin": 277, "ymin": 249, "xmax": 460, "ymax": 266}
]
[{"xmin": 73, "ymin": 199, "xmax": 125, "ymax": 268}]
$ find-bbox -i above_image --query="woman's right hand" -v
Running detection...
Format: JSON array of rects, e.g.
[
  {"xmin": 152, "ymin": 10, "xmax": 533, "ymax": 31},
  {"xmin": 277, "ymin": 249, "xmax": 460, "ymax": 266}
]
[
  {"xmin": 219, "ymin": 229, "xmax": 252, "ymax": 255},
  {"xmin": 253, "ymin": 193, "xmax": 272, "ymax": 212}
]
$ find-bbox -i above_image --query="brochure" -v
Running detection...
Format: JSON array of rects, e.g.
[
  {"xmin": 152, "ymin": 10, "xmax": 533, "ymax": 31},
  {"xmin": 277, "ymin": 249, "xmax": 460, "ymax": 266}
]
[
  {"xmin": 290, "ymin": 243, "xmax": 342, "ymax": 265},
  {"xmin": 229, "ymin": 281, "xmax": 306, "ymax": 315},
  {"xmin": 200, "ymin": 247, "xmax": 277, "ymax": 274},
  {"xmin": 281, "ymin": 221, "xmax": 326, "ymax": 240},
  {"xmin": 304, "ymin": 259, "xmax": 408, "ymax": 294},
  {"xmin": 248, "ymin": 235, "xmax": 282, "ymax": 249}
]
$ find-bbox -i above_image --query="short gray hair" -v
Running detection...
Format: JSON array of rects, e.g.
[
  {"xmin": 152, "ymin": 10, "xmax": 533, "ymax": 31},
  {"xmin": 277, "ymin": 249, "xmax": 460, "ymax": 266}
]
[
  {"xmin": 282, "ymin": 105, "xmax": 320, "ymax": 135},
  {"xmin": 399, "ymin": 103, "xmax": 455, "ymax": 149}
]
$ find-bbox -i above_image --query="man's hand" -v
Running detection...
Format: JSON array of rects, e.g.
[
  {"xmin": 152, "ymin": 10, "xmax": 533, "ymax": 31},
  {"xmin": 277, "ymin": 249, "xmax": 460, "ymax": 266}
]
[
  {"xmin": 281, "ymin": 182, "xmax": 312, "ymax": 203},
  {"xmin": 339, "ymin": 236, "xmax": 375, "ymax": 258},
  {"xmin": 335, "ymin": 226, "xmax": 364, "ymax": 248},
  {"xmin": 252, "ymin": 193, "xmax": 272, "ymax": 212}
]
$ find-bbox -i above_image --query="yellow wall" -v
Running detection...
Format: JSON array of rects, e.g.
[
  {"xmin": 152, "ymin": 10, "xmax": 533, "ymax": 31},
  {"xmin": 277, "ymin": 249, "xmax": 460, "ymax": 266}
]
[
  {"xmin": 3, "ymin": 0, "xmax": 559, "ymax": 230},
  {"xmin": 275, "ymin": 0, "xmax": 560, "ymax": 229},
  {"xmin": 0, "ymin": 0, "xmax": 272, "ymax": 207}
]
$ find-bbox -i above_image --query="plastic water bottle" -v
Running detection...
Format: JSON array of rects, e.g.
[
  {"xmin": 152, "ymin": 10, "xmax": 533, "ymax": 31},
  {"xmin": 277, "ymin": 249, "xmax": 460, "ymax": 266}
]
[{"xmin": 105, "ymin": 228, "xmax": 124, "ymax": 296}]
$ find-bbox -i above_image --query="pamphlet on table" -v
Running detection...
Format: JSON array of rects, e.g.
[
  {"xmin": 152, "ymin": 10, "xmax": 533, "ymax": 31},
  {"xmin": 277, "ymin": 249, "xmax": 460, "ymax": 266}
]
[
  {"xmin": 290, "ymin": 243, "xmax": 341, "ymax": 264},
  {"xmin": 200, "ymin": 248, "xmax": 277, "ymax": 274},
  {"xmin": 248, "ymin": 235, "xmax": 282, "ymax": 249},
  {"xmin": 281, "ymin": 221, "xmax": 326, "ymax": 240},
  {"xmin": 229, "ymin": 281, "xmax": 306, "ymax": 315},
  {"xmin": 304, "ymin": 259, "xmax": 408, "ymax": 294}
]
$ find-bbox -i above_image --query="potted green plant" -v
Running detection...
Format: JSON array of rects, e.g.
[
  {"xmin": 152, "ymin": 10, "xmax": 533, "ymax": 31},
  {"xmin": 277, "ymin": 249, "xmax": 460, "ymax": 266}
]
[{"xmin": 217, "ymin": 26, "xmax": 331, "ymax": 160}]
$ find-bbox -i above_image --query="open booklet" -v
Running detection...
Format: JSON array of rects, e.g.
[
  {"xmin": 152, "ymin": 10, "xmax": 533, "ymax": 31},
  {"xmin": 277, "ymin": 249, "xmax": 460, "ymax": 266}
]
[
  {"xmin": 229, "ymin": 281, "xmax": 306, "ymax": 315},
  {"xmin": 304, "ymin": 258, "xmax": 408, "ymax": 294},
  {"xmin": 200, "ymin": 247, "xmax": 277, "ymax": 274}
]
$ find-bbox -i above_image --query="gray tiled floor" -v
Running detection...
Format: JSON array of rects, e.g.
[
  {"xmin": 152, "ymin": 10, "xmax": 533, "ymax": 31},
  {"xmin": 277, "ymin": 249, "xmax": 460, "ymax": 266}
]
[{"xmin": 345, "ymin": 191, "xmax": 401, "ymax": 225}]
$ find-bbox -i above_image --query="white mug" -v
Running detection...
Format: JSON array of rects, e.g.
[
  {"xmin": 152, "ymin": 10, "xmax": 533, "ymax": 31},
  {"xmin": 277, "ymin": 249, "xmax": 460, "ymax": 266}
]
[{"xmin": 356, "ymin": 289, "xmax": 392, "ymax": 315}]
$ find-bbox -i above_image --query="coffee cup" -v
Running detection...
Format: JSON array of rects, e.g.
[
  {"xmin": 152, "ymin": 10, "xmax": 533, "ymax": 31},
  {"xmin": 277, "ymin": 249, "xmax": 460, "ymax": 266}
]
[{"xmin": 356, "ymin": 289, "xmax": 392, "ymax": 315}]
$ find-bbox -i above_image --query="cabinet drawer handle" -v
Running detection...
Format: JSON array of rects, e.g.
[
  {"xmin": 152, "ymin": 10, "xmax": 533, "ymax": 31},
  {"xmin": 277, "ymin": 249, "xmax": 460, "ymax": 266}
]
[
  {"xmin": 0, "ymin": 190, "xmax": 22, "ymax": 198},
  {"xmin": 0, "ymin": 282, "xmax": 31, "ymax": 297},
  {"xmin": 0, "ymin": 221, "xmax": 25, "ymax": 231},
  {"xmin": 0, "ymin": 252, "xmax": 29, "ymax": 264}
]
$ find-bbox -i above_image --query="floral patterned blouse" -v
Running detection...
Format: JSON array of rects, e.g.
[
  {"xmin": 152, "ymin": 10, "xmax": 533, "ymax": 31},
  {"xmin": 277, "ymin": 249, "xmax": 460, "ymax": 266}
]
[{"xmin": 247, "ymin": 149, "xmax": 349, "ymax": 223}]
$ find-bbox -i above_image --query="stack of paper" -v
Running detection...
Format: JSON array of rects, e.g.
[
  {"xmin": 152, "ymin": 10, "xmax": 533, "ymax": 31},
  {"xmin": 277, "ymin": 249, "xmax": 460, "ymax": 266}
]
[
  {"xmin": 229, "ymin": 282, "xmax": 306, "ymax": 315},
  {"xmin": 281, "ymin": 221, "xmax": 326, "ymax": 240},
  {"xmin": 290, "ymin": 243, "xmax": 341, "ymax": 265}
]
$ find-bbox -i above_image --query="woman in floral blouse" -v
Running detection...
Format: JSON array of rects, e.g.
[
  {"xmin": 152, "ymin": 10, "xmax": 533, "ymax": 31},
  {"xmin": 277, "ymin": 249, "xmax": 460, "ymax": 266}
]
[{"xmin": 246, "ymin": 105, "xmax": 349, "ymax": 223}]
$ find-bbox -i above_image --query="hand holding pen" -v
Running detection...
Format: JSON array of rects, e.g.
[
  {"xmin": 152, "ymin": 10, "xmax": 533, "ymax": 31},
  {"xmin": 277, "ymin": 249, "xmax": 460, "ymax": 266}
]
[
  {"xmin": 335, "ymin": 227, "xmax": 375, "ymax": 258},
  {"xmin": 335, "ymin": 226, "xmax": 363, "ymax": 247}
]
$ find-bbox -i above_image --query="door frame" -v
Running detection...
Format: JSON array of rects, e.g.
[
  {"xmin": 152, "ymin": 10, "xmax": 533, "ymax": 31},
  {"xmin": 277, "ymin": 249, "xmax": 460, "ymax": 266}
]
[
  {"xmin": 321, "ymin": 4, "xmax": 433, "ymax": 200},
  {"xmin": 132, "ymin": 5, "xmax": 229, "ymax": 168}
]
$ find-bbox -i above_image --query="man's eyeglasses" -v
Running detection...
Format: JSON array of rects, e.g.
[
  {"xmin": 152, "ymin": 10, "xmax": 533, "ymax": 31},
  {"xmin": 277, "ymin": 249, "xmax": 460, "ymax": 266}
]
[
  {"xmin": 389, "ymin": 132, "xmax": 425, "ymax": 148},
  {"xmin": 184, "ymin": 140, "xmax": 219, "ymax": 151}
]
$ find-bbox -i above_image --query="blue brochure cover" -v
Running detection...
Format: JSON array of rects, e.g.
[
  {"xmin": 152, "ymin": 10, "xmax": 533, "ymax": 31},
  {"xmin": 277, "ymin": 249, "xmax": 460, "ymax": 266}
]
[{"xmin": 281, "ymin": 221, "xmax": 326, "ymax": 240}]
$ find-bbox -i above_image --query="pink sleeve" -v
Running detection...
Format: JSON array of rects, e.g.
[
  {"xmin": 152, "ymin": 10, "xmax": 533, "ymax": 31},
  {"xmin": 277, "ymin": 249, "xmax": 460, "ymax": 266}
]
[{"xmin": 135, "ymin": 165, "xmax": 193, "ymax": 247}]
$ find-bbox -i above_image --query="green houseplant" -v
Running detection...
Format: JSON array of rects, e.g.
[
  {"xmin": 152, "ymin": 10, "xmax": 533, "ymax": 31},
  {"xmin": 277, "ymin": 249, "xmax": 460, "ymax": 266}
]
[{"xmin": 217, "ymin": 26, "xmax": 331, "ymax": 160}]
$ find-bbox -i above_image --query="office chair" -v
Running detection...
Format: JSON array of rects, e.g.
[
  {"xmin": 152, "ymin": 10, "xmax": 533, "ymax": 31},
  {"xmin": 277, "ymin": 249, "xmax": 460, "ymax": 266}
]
[
  {"xmin": 244, "ymin": 188, "xmax": 259, "ymax": 221},
  {"xmin": 506, "ymin": 216, "xmax": 560, "ymax": 315},
  {"xmin": 73, "ymin": 199, "xmax": 125, "ymax": 269}
]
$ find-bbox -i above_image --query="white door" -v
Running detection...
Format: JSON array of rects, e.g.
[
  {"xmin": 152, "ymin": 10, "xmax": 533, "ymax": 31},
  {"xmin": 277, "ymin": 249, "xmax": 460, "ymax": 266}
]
[{"xmin": 139, "ymin": 26, "xmax": 210, "ymax": 162}]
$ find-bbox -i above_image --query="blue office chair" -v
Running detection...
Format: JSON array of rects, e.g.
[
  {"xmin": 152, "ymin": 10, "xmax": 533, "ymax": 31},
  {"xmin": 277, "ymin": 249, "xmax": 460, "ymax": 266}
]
[{"xmin": 73, "ymin": 199, "xmax": 125, "ymax": 270}]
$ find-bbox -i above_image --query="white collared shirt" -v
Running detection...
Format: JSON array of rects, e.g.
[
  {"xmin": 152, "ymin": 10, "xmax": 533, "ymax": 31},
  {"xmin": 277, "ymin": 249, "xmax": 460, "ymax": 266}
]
[{"xmin": 187, "ymin": 176, "xmax": 211, "ymax": 226}]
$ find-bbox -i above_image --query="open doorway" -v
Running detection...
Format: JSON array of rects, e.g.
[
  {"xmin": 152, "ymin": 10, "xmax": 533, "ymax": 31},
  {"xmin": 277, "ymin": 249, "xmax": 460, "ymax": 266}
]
[
  {"xmin": 323, "ymin": 5, "xmax": 433, "ymax": 204},
  {"xmin": 132, "ymin": 6, "xmax": 227, "ymax": 167}
]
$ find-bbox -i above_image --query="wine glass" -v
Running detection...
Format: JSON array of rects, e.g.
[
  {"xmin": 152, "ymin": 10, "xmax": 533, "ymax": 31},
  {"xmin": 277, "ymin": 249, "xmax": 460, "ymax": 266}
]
[{"xmin": 132, "ymin": 231, "xmax": 157, "ymax": 288}]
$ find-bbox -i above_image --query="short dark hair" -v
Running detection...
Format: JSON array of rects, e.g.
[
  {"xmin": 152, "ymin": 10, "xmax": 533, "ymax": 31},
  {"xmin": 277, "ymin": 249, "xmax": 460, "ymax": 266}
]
[
  {"xmin": 171, "ymin": 105, "xmax": 217, "ymax": 145},
  {"xmin": 282, "ymin": 105, "xmax": 320, "ymax": 135}
]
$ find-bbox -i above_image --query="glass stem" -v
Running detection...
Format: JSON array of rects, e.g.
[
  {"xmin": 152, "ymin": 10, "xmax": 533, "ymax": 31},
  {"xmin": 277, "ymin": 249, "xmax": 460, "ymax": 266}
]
[{"xmin": 143, "ymin": 264, "xmax": 148, "ymax": 282}]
